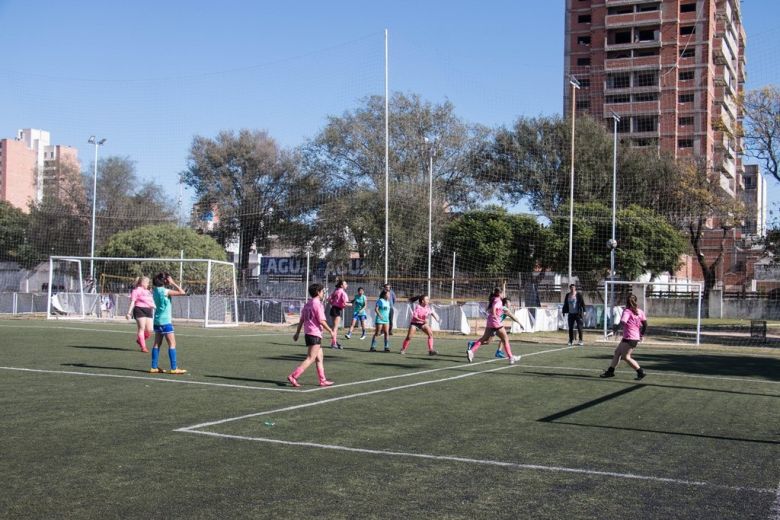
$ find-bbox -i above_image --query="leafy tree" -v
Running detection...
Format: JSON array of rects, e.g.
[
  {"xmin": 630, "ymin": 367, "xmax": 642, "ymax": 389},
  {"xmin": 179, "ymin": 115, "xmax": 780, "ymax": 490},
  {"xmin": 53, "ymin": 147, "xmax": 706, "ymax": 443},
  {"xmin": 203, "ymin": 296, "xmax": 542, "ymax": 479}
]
[
  {"xmin": 181, "ymin": 130, "xmax": 315, "ymax": 270},
  {"xmin": 742, "ymin": 85, "xmax": 780, "ymax": 182},
  {"xmin": 303, "ymin": 92, "xmax": 488, "ymax": 273},
  {"xmin": 0, "ymin": 201, "xmax": 31, "ymax": 264}
]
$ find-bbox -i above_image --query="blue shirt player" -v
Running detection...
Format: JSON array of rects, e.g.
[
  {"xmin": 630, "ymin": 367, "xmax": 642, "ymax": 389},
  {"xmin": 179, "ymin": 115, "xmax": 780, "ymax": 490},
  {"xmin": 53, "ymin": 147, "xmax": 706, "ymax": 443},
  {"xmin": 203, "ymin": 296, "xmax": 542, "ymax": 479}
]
[{"xmin": 150, "ymin": 272, "xmax": 187, "ymax": 374}]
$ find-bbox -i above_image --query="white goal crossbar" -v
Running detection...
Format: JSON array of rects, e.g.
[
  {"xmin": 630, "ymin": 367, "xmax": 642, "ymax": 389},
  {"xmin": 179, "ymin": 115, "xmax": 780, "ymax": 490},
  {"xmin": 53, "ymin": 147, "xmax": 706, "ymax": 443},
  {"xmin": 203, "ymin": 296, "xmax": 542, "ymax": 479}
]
[
  {"xmin": 603, "ymin": 280, "xmax": 702, "ymax": 346},
  {"xmin": 47, "ymin": 256, "xmax": 239, "ymax": 327}
]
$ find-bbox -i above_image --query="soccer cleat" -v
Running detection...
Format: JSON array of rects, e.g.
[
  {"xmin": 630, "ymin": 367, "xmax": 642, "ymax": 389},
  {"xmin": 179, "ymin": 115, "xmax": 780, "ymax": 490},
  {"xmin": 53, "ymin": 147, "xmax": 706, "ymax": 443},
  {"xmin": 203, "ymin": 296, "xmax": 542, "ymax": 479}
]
[
  {"xmin": 345, "ymin": 333, "xmax": 351, "ymax": 339},
  {"xmin": 140, "ymin": 346, "xmax": 149, "ymax": 353},
  {"xmin": 399, "ymin": 349, "xmax": 406, "ymax": 355},
  {"xmin": 331, "ymin": 344, "xmax": 339, "ymax": 349},
  {"xmin": 567, "ymin": 341, "xmax": 573, "ymax": 346},
  {"xmin": 495, "ymin": 350, "xmax": 505, "ymax": 359},
  {"xmin": 467, "ymin": 341, "xmax": 475, "ymax": 350},
  {"xmin": 337, "ymin": 343, "xmax": 343, "ymax": 349},
  {"xmin": 149, "ymin": 368, "xmax": 163, "ymax": 374},
  {"xmin": 319, "ymin": 379, "xmax": 334, "ymax": 387},
  {"xmin": 360, "ymin": 334, "xmax": 366, "ymax": 340},
  {"xmin": 383, "ymin": 347, "xmax": 391, "ymax": 352},
  {"xmin": 369, "ymin": 347, "xmax": 377, "ymax": 352},
  {"xmin": 599, "ymin": 369, "xmax": 615, "ymax": 378},
  {"xmin": 287, "ymin": 374, "xmax": 301, "ymax": 387},
  {"xmin": 635, "ymin": 369, "xmax": 646, "ymax": 380},
  {"xmin": 168, "ymin": 368, "xmax": 187, "ymax": 375},
  {"xmin": 428, "ymin": 350, "xmax": 438, "ymax": 356},
  {"xmin": 466, "ymin": 348, "xmax": 474, "ymax": 363},
  {"xmin": 509, "ymin": 355, "xmax": 522, "ymax": 365},
  {"xmin": 578, "ymin": 340, "xmax": 584, "ymax": 346}
]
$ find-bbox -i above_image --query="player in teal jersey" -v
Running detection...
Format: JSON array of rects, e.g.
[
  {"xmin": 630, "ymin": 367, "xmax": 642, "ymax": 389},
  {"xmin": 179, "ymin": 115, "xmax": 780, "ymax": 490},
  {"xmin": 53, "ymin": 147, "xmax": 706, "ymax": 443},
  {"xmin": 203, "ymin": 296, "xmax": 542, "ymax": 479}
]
[
  {"xmin": 345, "ymin": 287, "xmax": 368, "ymax": 340},
  {"xmin": 370, "ymin": 289, "xmax": 391, "ymax": 352},
  {"xmin": 150, "ymin": 272, "xmax": 187, "ymax": 374}
]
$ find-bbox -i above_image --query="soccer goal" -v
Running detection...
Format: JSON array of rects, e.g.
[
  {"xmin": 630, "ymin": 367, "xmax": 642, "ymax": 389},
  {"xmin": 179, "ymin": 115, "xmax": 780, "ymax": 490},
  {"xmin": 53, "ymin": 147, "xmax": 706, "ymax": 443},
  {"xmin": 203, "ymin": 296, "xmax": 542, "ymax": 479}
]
[
  {"xmin": 603, "ymin": 280, "xmax": 702, "ymax": 346},
  {"xmin": 47, "ymin": 256, "xmax": 239, "ymax": 327}
]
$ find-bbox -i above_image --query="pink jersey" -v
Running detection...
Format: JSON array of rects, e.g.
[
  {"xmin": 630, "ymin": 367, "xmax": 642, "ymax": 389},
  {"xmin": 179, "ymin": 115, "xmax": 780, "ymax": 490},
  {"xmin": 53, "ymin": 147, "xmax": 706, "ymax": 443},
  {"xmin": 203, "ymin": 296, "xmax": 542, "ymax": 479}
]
[
  {"xmin": 130, "ymin": 287, "xmax": 154, "ymax": 308},
  {"xmin": 486, "ymin": 297, "xmax": 503, "ymax": 329},
  {"xmin": 411, "ymin": 304, "xmax": 432, "ymax": 324},
  {"xmin": 302, "ymin": 297, "xmax": 327, "ymax": 338},
  {"xmin": 328, "ymin": 288, "xmax": 348, "ymax": 309},
  {"xmin": 621, "ymin": 308, "xmax": 646, "ymax": 341}
]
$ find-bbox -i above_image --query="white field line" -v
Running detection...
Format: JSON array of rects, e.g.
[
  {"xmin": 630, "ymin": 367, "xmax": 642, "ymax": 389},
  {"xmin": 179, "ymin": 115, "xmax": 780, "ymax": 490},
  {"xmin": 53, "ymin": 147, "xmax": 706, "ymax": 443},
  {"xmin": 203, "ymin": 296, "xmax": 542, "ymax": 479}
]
[
  {"xmin": 0, "ymin": 366, "xmax": 300, "ymax": 392},
  {"xmin": 178, "ymin": 346, "xmax": 574, "ymax": 430},
  {"xmin": 518, "ymin": 363, "xmax": 780, "ymax": 386},
  {"xmin": 0, "ymin": 323, "xmax": 289, "ymax": 338},
  {"xmin": 180, "ymin": 429, "xmax": 775, "ymax": 496},
  {"xmin": 770, "ymin": 482, "xmax": 780, "ymax": 520}
]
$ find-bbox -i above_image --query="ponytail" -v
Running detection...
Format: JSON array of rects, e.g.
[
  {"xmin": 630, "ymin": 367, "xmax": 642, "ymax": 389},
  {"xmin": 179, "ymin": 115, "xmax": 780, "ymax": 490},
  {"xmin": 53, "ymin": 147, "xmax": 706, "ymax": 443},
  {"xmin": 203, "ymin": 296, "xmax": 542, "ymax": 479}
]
[
  {"xmin": 626, "ymin": 293, "xmax": 639, "ymax": 315},
  {"xmin": 486, "ymin": 287, "xmax": 501, "ymax": 312}
]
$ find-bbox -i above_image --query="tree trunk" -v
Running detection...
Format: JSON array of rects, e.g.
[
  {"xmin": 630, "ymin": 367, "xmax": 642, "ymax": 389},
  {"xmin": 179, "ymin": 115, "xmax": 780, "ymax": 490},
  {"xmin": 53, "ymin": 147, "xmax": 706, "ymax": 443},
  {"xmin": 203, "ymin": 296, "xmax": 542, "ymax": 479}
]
[{"xmin": 690, "ymin": 221, "xmax": 727, "ymax": 318}]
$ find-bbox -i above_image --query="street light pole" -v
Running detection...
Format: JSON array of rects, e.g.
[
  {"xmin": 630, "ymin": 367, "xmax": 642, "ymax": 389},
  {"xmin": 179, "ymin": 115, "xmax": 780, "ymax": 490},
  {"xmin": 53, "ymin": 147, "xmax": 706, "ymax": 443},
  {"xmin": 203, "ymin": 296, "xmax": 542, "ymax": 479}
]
[
  {"xmin": 609, "ymin": 112, "xmax": 620, "ymax": 324},
  {"xmin": 568, "ymin": 75, "xmax": 581, "ymax": 285},
  {"xmin": 88, "ymin": 136, "xmax": 106, "ymax": 285},
  {"xmin": 425, "ymin": 137, "xmax": 435, "ymax": 297}
]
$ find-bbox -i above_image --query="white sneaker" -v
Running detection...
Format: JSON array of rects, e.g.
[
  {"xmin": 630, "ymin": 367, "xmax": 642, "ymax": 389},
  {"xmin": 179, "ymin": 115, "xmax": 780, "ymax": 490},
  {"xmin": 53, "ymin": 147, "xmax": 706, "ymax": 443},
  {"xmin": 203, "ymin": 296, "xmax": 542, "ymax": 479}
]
[
  {"xmin": 360, "ymin": 334, "xmax": 366, "ymax": 340},
  {"xmin": 509, "ymin": 355, "xmax": 522, "ymax": 365},
  {"xmin": 466, "ymin": 349, "xmax": 474, "ymax": 363},
  {"xmin": 578, "ymin": 340, "xmax": 584, "ymax": 346},
  {"xmin": 567, "ymin": 341, "xmax": 573, "ymax": 346},
  {"xmin": 345, "ymin": 333, "xmax": 351, "ymax": 339}
]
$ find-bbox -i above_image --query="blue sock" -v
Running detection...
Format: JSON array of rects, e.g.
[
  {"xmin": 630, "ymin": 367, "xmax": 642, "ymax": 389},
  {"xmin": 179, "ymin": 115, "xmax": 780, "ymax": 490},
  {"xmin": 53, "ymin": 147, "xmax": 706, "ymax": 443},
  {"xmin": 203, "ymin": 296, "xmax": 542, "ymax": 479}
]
[
  {"xmin": 168, "ymin": 348, "xmax": 177, "ymax": 370},
  {"xmin": 151, "ymin": 347, "xmax": 160, "ymax": 369},
  {"xmin": 384, "ymin": 339, "xmax": 389, "ymax": 349}
]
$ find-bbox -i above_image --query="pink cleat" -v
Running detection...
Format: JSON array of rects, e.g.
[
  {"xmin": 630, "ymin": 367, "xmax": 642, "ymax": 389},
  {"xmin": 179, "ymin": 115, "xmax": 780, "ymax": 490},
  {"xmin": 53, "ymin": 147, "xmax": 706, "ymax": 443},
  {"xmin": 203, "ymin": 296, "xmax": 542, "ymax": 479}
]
[
  {"xmin": 319, "ymin": 379, "xmax": 334, "ymax": 387},
  {"xmin": 287, "ymin": 374, "xmax": 301, "ymax": 387}
]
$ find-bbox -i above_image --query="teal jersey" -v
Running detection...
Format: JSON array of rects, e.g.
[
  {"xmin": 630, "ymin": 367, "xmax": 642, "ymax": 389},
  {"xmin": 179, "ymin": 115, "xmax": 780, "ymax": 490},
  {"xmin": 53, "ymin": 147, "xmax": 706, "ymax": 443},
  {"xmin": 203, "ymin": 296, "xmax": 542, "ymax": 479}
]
[
  {"xmin": 500, "ymin": 306, "xmax": 510, "ymax": 322},
  {"xmin": 375, "ymin": 298, "xmax": 390, "ymax": 324},
  {"xmin": 353, "ymin": 294, "xmax": 367, "ymax": 314},
  {"xmin": 153, "ymin": 287, "xmax": 172, "ymax": 326}
]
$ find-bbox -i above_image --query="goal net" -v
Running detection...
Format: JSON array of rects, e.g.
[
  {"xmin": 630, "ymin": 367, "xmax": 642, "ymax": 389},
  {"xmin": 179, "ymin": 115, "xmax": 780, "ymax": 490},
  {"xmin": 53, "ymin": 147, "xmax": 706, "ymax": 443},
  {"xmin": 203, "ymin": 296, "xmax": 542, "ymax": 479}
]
[
  {"xmin": 603, "ymin": 280, "xmax": 702, "ymax": 346},
  {"xmin": 47, "ymin": 256, "xmax": 238, "ymax": 327}
]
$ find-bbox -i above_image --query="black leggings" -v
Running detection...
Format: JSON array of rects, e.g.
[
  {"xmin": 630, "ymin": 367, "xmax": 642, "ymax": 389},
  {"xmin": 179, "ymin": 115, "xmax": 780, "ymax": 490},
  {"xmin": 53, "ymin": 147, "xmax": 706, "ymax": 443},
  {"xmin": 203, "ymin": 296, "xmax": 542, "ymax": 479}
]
[{"xmin": 567, "ymin": 314, "xmax": 583, "ymax": 342}]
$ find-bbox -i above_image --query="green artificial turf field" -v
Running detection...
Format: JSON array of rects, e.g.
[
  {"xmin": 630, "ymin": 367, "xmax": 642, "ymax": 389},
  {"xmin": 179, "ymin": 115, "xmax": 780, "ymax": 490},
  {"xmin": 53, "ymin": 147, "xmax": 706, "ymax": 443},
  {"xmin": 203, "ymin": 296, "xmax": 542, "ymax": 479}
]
[{"xmin": 0, "ymin": 318, "xmax": 778, "ymax": 519}]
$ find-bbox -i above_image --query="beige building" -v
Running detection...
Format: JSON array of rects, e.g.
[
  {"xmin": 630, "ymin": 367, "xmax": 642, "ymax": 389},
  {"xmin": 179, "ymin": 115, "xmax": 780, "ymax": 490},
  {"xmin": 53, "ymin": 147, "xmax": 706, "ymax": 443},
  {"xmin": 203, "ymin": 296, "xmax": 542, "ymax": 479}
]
[
  {"xmin": 564, "ymin": 0, "xmax": 746, "ymax": 197},
  {"xmin": 0, "ymin": 129, "xmax": 81, "ymax": 211}
]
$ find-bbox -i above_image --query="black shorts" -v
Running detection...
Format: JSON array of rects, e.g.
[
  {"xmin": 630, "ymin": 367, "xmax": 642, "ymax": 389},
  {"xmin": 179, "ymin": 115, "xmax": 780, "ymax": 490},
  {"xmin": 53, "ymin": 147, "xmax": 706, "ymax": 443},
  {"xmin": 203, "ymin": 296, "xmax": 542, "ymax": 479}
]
[
  {"xmin": 485, "ymin": 326, "xmax": 502, "ymax": 336},
  {"xmin": 329, "ymin": 306, "xmax": 343, "ymax": 318},
  {"xmin": 132, "ymin": 307, "xmax": 153, "ymax": 319},
  {"xmin": 304, "ymin": 334, "xmax": 322, "ymax": 346},
  {"xmin": 411, "ymin": 321, "xmax": 426, "ymax": 330},
  {"xmin": 621, "ymin": 339, "xmax": 639, "ymax": 349}
]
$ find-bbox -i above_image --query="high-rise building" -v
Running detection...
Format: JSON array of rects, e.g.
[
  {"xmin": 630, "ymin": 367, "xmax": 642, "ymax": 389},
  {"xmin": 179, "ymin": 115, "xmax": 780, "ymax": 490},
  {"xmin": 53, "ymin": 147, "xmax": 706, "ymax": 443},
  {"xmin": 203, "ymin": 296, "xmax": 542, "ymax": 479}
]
[
  {"xmin": 741, "ymin": 164, "xmax": 767, "ymax": 237},
  {"xmin": 0, "ymin": 129, "xmax": 80, "ymax": 211},
  {"xmin": 564, "ymin": 0, "xmax": 746, "ymax": 197}
]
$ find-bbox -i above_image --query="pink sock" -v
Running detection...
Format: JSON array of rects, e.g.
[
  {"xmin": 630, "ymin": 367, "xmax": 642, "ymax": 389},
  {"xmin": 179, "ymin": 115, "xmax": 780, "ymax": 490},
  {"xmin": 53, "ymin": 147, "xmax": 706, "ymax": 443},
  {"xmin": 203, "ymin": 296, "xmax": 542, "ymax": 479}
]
[
  {"xmin": 471, "ymin": 341, "xmax": 482, "ymax": 352},
  {"xmin": 144, "ymin": 330, "xmax": 151, "ymax": 339},
  {"xmin": 316, "ymin": 365, "xmax": 327, "ymax": 382},
  {"xmin": 427, "ymin": 337, "xmax": 434, "ymax": 351},
  {"xmin": 503, "ymin": 342, "xmax": 514, "ymax": 357},
  {"xmin": 136, "ymin": 332, "xmax": 146, "ymax": 348},
  {"xmin": 402, "ymin": 338, "xmax": 410, "ymax": 350},
  {"xmin": 291, "ymin": 366, "xmax": 304, "ymax": 379}
]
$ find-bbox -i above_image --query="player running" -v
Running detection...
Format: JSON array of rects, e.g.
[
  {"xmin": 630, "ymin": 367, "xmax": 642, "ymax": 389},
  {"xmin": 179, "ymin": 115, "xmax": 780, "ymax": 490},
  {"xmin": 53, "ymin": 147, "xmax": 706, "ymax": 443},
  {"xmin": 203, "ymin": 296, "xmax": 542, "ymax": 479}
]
[
  {"xmin": 466, "ymin": 288, "xmax": 522, "ymax": 364},
  {"xmin": 400, "ymin": 294, "xmax": 440, "ymax": 356}
]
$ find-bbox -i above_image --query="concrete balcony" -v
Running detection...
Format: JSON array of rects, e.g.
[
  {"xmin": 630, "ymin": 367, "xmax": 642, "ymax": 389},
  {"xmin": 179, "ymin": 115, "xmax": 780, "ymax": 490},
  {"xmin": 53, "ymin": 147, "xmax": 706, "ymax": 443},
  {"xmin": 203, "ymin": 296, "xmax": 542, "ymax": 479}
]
[
  {"xmin": 602, "ymin": 100, "xmax": 660, "ymax": 115},
  {"xmin": 605, "ymin": 10, "xmax": 661, "ymax": 28},
  {"xmin": 605, "ymin": 55, "xmax": 662, "ymax": 70}
]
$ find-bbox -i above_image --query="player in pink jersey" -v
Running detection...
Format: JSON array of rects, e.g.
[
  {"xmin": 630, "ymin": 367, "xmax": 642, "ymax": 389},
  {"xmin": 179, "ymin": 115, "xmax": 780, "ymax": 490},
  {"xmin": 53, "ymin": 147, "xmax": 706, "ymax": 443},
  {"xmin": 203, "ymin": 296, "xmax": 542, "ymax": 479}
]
[
  {"xmin": 466, "ymin": 288, "xmax": 522, "ymax": 364},
  {"xmin": 600, "ymin": 293, "xmax": 647, "ymax": 380},
  {"xmin": 288, "ymin": 283, "xmax": 336, "ymax": 388},
  {"xmin": 327, "ymin": 280, "xmax": 349, "ymax": 349},
  {"xmin": 125, "ymin": 276, "xmax": 155, "ymax": 353},
  {"xmin": 400, "ymin": 295, "xmax": 440, "ymax": 356}
]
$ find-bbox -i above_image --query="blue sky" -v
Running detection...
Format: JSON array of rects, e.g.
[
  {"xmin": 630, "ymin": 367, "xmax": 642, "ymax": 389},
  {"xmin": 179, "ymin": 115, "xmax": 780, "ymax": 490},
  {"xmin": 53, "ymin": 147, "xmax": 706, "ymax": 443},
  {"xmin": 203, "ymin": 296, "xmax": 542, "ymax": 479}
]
[{"xmin": 0, "ymin": 0, "xmax": 777, "ymax": 212}]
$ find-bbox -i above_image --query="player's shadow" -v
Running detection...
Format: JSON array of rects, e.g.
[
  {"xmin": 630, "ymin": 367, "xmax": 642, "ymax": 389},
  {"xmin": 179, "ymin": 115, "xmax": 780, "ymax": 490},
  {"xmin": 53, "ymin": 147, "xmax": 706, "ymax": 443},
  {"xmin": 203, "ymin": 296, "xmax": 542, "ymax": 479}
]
[
  {"xmin": 587, "ymin": 352, "xmax": 780, "ymax": 381},
  {"xmin": 202, "ymin": 374, "xmax": 289, "ymax": 386},
  {"xmin": 61, "ymin": 362, "xmax": 150, "ymax": 374},
  {"xmin": 67, "ymin": 344, "xmax": 132, "ymax": 352}
]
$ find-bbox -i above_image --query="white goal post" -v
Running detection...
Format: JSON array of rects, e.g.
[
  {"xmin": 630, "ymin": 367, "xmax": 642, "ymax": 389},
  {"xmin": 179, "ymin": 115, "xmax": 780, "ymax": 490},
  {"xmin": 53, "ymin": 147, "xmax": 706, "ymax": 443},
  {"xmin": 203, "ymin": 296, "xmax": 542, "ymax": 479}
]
[
  {"xmin": 603, "ymin": 280, "xmax": 702, "ymax": 346},
  {"xmin": 47, "ymin": 256, "xmax": 239, "ymax": 328}
]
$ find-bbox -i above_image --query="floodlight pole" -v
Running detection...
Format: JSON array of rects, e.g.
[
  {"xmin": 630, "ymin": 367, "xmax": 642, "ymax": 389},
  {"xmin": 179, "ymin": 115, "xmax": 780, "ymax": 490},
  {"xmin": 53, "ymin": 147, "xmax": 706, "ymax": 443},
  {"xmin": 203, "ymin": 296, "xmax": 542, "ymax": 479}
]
[
  {"xmin": 384, "ymin": 28, "xmax": 389, "ymax": 285},
  {"xmin": 567, "ymin": 76, "xmax": 580, "ymax": 285},
  {"xmin": 425, "ymin": 138, "xmax": 435, "ymax": 297},
  {"xmin": 87, "ymin": 136, "xmax": 106, "ymax": 286},
  {"xmin": 610, "ymin": 112, "xmax": 620, "ymax": 321}
]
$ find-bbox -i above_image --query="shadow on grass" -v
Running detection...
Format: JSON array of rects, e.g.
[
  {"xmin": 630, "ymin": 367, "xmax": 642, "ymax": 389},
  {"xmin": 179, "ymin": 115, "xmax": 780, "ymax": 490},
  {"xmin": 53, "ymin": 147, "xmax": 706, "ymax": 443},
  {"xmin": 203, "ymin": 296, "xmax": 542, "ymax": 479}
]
[
  {"xmin": 588, "ymin": 352, "xmax": 780, "ymax": 381},
  {"xmin": 67, "ymin": 345, "xmax": 134, "ymax": 352},
  {"xmin": 61, "ymin": 362, "xmax": 150, "ymax": 374},
  {"xmin": 202, "ymin": 374, "xmax": 288, "ymax": 386}
]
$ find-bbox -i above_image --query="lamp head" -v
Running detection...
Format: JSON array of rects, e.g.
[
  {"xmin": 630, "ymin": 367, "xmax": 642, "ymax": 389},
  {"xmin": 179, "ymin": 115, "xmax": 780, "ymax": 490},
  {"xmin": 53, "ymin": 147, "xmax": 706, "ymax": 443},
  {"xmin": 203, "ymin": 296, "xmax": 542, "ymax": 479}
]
[
  {"xmin": 88, "ymin": 136, "xmax": 96, "ymax": 144},
  {"xmin": 569, "ymin": 75, "xmax": 581, "ymax": 89},
  {"xmin": 98, "ymin": 138, "xmax": 107, "ymax": 145}
]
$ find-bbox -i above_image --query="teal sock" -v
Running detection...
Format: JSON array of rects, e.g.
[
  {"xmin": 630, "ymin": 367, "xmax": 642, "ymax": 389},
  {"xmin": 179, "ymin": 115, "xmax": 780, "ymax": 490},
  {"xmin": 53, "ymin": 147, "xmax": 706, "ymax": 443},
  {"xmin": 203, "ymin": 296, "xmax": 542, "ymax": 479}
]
[
  {"xmin": 168, "ymin": 348, "xmax": 177, "ymax": 369},
  {"xmin": 151, "ymin": 347, "xmax": 160, "ymax": 369},
  {"xmin": 371, "ymin": 338, "xmax": 376, "ymax": 349},
  {"xmin": 384, "ymin": 339, "xmax": 389, "ymax": 348}
]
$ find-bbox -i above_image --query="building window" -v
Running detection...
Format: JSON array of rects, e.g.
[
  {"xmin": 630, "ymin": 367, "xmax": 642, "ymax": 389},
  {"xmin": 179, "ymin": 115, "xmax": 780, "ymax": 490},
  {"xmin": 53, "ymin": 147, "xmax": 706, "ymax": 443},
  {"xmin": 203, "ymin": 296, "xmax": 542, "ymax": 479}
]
[
  {"xmin": 578, "ymin": 14, "xmax": 592, "ymax": 24},
  {"xmin": 680, "ymin": 3, "xmax": 696, "ymax": 13},
  {"xmin": 634, "ymin": 70, "xmax": 658, "ymax": 87},
  {"xmin": 579, "ymin": 78, "xmax": 591, "ymax": 88},
  {"xmin": 607, "ymin": 73, "xmax": 631, "ymax": 89},
  {"xmin": 577, "ymin": 57, "xmax": 591, "ymax": 66},
  {"xmin": 607, "ymin": 50, "xmax": 632, "ymax": 59},
  {"xmin": 678, "ymin": 138, "xmax": 694, "ymax": 148},
  {"xmin": 680, "ymin": 48, "xmax": 695, "ymax": 58},
  {"xmin": 637, "ymin": 29, "xmax": 658, "ymax": 42},
  {"xmin": 633, "ymin": 92, "xmax": 659, "ymax": 102},
  {"xmin": 679, "ymin": 70, "xmax": 695, "ymax": 81},
  {"xmin": 577, "ymin": 36, "xmax": 591, "ymax": 46},
  {"xmin": 638, "ymin": 3, "xmax": 660, "ymax": 12},
  {"xmin": 632, "ymin": 137, "xmax": 659, "ymax": 147},
  {"xmin": 606, "ymin": 94, "xmax": 631, "ymax": 104},
  {"xmin": 679, "ymin": 93, "xmax": 695, "ymax": 103},
  {"xmin": 576, "ymin": 99, "xmax": 591, "ymax": 109},
  {"xmin": 744, "ymin": 176, "xmax": 755, "ymax": 189},
  {"xmin": 634, "ymin": 116, "xmax": 658, "ymax": 132},
  {"xmin": 613, "ymin": 30, "xmax": 632, "ymax": 45},
  {"xmin": 635, "ymin": 48, "xmax": 660, "ymax": 57},
  {"xmin": 679, "ymin": 116, "xmax": 694, "ymax": 126},
  {"xmin": 680, "ymin": 26, "xmax": 696, "ymax": 36},
  {"xmin": 615, "ymin": 117, "xmax": 631, "ymax": 133}
]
